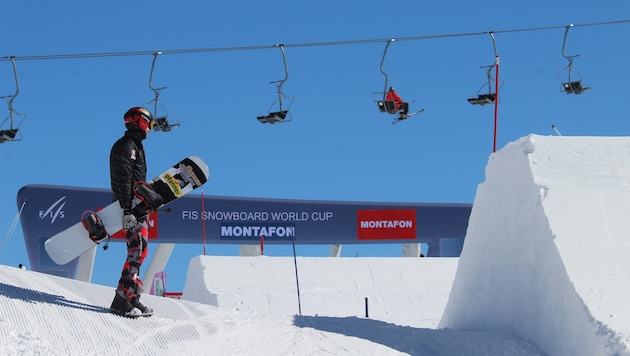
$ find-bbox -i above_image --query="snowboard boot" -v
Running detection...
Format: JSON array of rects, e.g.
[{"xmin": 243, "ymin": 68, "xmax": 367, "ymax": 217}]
[
  {"xmin": 131, "ymin": 297, "xmax": 154, "ymax": 317},
  {"xmin": 81, "ymin": 211, "xmax": 108, "ymax": 244},
  {"xmin": 110, "ymin": 294, "xmax": 141, "ymax": 318},
  {"xmin": 134, "ymin": 182, "xmax": 164, "ymax": 211}
]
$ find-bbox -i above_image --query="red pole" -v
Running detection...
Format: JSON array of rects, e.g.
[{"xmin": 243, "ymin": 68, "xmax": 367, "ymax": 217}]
[
  {"xmin": 493, "ymin": 55, "xmax": 500, "ymax": 152},
  {"xmin": 260, "ymin": 235, "xmax": 264, "ymax": 255},
  {"xmin": 201, "ymin": 187, "xmax": 206, "ymax": 255}
]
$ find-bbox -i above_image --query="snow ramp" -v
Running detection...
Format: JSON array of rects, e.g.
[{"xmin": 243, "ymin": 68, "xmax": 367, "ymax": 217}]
[
  {"xmin": 0, "ymin": 265, "xmax": 224, "ymax": 355},
  {"xmin": 0, "ymin": 263, "xmax": 546, "ymax": 355},
  {"xmin": 440, "ymin": 134, "xmax": 630, "ymax": 355}
]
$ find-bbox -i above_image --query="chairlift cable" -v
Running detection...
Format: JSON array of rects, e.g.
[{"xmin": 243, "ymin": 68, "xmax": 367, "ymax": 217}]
[{"xmin": 2, "ymin": 19, "xmax": 629, "ymax": 62}]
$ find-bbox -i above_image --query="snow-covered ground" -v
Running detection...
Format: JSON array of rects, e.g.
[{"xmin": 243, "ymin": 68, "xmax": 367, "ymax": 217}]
[{"xmin": 2, "ymin": 134, "xmax": 630, "ymax": 355}]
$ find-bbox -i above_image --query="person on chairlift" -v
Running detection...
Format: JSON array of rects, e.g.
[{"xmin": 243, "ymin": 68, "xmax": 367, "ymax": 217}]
[{"xmin": 386, "ymin": 87, "xmax": 409, "ymax": 119}]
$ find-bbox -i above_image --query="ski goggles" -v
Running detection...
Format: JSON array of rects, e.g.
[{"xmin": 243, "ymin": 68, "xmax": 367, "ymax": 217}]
[{"xmin": 140, "ymin": 113, "xmax": 155, "ymax": 130}]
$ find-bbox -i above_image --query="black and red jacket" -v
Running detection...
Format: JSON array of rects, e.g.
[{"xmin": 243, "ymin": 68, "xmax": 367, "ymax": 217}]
[{"xmin": 109, "ymin": 128, "xmax": 147, "ymax": 213}]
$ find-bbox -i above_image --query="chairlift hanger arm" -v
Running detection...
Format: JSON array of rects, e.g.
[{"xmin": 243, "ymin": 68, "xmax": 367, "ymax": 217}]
[
  {"xmin": 379, "ymin": 39, "xmax": 395, "ymax": 100},
  {"xmin": 148, "ymin": 52, "xmax": 159, "ymax": 92},
  {"xmin": 6, "ymin": 56, "xmax": 19, "ymax": 121},
  {"xmin": 147, "ymin": 52, "xmax": 168, "ymax": 118},
  {"xmin": 488, "ymin": 32, "xmax": 498, "ymax": 59},
  {"xmin": 559, "ymin": 24, "xmax": 590, "ymax": 90},
  {"xmin": 148, "ymin": 52, "xmax": 166, "ymax": 95},
  {"xmin": 561, "ymin": 24, "xmax": 578, "ymax": 61},
  {"xmin": 482, "ymin": 32, "xmax": 499, "ymax": 72},
  {"xmin": 145, "ymin": 52, "xmax": 181, "ymax": 131},
  {"xmin": 271, "ymin": 44, "xmax": 291, "ymax": 111},
  {"xmin": 560, "ymin": 24, "xmax": 580, "ymax": 82},
  {"xmin": 275, "ymin": 44, "xmax": 289, "ymax": 94}
]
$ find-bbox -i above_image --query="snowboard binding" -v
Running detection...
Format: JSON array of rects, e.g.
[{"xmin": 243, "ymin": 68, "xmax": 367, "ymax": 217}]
[
  {"xmin": 81, "ymin": 210, "xmax": 109, "ymax": 245},
  {"xmin": 133, "ymin": 181, "xmax": 163, "ymax": 213}
]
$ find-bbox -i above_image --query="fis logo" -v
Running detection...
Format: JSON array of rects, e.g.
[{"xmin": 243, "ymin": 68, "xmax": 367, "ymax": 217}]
[{"xmin": 39, "ymin": 196, "xmax": 66, "ymax": 224}]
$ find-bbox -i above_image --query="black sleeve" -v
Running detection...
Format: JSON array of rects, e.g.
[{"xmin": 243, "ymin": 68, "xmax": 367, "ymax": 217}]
[{"xmin": 110, "ymin": 141, "xmax": 135, "ymax": 212}]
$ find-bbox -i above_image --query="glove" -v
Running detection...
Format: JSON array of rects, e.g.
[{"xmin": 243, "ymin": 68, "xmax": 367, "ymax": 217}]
[{"xmin": 123, "ymin": 212, "xmax": 137, "ymax": 230}]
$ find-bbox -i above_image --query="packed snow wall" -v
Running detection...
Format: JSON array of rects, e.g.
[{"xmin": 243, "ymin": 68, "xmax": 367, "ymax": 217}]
[
  {"xmin": 183, "ymin": 255, "xmax": 458, "ymax": 325},
  {"xmin": 440, "ymin": 134, "xmax": 630, "ymax": 355}
]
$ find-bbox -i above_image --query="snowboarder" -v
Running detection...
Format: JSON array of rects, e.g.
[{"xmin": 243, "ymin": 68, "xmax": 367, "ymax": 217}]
[{"xmin": 109, "ymin": 107, "xmax": 155, "ymax": 318}]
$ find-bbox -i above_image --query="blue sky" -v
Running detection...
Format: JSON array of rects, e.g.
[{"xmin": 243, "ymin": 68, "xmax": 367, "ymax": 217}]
[{"xmin": 1, "ymin": 1, "xmax": 629, "ymax": 291}]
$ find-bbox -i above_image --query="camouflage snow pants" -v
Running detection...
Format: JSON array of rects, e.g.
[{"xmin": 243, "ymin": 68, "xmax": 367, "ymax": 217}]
[{"xmin": 115, "ymin": 219, "xmax": 148, "ymax": 300}]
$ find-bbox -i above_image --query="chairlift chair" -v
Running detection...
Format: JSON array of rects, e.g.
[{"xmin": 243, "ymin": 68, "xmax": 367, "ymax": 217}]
[
  {"xmin": 0, "ymin": 106, "xmax": 22, "ymax": 143},
  {"xmin": 372, "ymin": 92, "xmax": 404, "ymax": 115},
  {"xmin": 0, "ymin": 56, "xmax": 25, "ymax": 143},
  {"xmin": 558, "ymin": 62, "xmax": 590, "ymax": 94},
  {"xmin": 146, "ymin": 52, "xmax": 181, "ymax": 132},
  {"xmin": 469, "ymin": 32, "xmax": 502, "ymax": 106},
  {"xmin": 258, "ymin": 45, "xmax": 294, "ymax": 125},
  {"xmin": 562, "ymin": 81, "xmax": 589, "ymax": 94},
  {"xmin": 0, "ymin": 128, "xmax": 18, "ymax": 143},
  {"xmin": 372, "ymin": 91, "xmax": 421, "ymax": 124},
  {"xmin": 558, "ymin": 24, "xmax": 590, "ymax": 95},
  {"xmin": 153, "ymin": 116, "xmax": 180, "ymax": 132},
  {"xmin": 373, "ymin": 39, "xmax": 423, "ymax": 124},
  {"xmin": 558, "ymin": 57, "xmax": 590, "ymax": 95},
  {"xmin": 468, "ymin": 63, "xmax": 500, "ymax": 106},
  {"xmin": 257, "ymin": 108, "xmax": 289, "ymax": 124},
  {"xmin": 468, "ymin": 94, "xmax": 496, "ymax": 106},
  {"xmin": 257, "ymin": 80, "xmax": 293, "ymax": 124}
]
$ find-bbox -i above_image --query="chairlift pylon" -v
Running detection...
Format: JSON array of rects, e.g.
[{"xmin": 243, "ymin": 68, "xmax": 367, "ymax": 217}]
[
  {"xmin": 372, "ymin": 39, "xmax": 423, "ymax": 124},
  {"xmin": 146, "ymin": 52, "xmax": 180, "ymax": 132},
  {"xmin": 558, "ymin": 24, "xmax": 590, "ymax": 94},
  {"xmin": 468, "ymin": 32, "xmax": 501, "ymax": 106},
  {"xmin": 257, "ymin": 44, "xmax": 294, "ymax": 124},
  {"xmin": 0, "ymin": 56, "xmax": 26, "ymax": 143}
]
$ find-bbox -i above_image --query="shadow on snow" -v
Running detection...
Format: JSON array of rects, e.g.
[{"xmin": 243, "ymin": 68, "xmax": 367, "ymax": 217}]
[
  {"xmin": 293, "ymin": 315, "xmax": 545, "ymax": 356},
  {"xmin": 0, "ymin": 282, "xmax": 110, "ymax": 314}
]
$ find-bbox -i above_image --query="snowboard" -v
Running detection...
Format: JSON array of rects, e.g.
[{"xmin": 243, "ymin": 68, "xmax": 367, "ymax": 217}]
[{"xmin": 44, "ymin": 156, "xmax": 209, "ymax": 265}]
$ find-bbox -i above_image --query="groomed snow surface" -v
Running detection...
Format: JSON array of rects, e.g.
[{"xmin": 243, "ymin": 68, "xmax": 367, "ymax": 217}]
[{"xmin": 2, "ymin": 134, "xmax": 630, "ymax": 355}]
